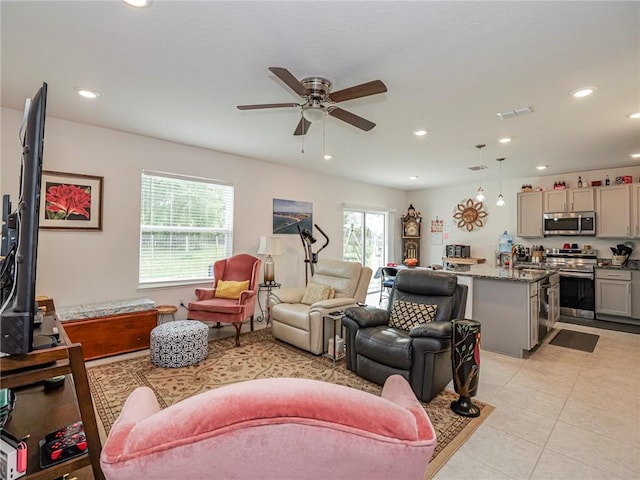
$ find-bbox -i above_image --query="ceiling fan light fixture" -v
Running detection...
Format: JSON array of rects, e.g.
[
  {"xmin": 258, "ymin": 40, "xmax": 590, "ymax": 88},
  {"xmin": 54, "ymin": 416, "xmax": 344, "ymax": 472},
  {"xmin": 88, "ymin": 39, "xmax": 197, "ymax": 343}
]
[{"xmin": 302, "ymin": 106, "xmax": 325, "ymax": 123}]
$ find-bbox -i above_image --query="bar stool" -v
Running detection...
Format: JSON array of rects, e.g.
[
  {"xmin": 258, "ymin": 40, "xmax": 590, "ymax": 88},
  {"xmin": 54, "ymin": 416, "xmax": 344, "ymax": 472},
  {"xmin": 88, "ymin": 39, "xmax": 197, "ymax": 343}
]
[{"xmin": 157, "ymin": 304, "xmax": 178, "ymax": 325}]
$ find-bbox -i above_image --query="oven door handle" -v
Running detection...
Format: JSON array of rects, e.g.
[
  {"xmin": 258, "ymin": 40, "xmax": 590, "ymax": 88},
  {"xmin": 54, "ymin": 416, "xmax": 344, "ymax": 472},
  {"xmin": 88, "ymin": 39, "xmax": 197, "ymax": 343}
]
[{"xmin": 558, "ymin": 271, "xmax": 594, "ymax": 279}]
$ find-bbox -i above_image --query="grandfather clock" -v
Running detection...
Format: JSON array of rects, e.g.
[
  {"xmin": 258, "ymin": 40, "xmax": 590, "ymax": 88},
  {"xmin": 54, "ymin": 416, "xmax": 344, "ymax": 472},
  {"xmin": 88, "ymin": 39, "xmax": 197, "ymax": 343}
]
[{"xmin": 401, "ymin": 204, "xmax": 422, "ymax": 265}]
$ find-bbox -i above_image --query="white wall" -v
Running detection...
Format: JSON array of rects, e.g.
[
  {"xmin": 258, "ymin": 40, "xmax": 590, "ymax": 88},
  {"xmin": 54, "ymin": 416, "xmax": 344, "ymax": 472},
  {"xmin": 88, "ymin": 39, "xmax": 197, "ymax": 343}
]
[
  {"xmin": 410, "ymin": 166, "xmax": 640, "ymax": 266},
  {"xmin": 1, "ymin": 107, "xmax": 408, "ymax": 314}
]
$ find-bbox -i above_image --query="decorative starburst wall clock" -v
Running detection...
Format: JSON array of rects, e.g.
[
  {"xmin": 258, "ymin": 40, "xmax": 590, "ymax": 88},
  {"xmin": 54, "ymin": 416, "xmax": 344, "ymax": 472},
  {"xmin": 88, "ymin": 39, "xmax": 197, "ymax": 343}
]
[{"xmin": 453, "ymin": 198, "xmax": 488, "ymax": 232}]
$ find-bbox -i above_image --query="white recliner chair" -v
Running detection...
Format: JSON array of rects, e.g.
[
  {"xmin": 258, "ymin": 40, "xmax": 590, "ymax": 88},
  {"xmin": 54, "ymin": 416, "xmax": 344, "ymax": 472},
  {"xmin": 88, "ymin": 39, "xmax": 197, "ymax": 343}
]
[{"xmin": 270, "ymin": 260, "xmax": 372, "ymax": 355}]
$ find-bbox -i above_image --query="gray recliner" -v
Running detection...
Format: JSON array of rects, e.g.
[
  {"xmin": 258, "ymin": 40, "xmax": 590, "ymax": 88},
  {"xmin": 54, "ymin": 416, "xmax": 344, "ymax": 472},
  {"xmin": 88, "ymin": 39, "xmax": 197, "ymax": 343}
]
[{"xmin": 342, "ymin": 269, "xmax": 468, "ymax": 402}]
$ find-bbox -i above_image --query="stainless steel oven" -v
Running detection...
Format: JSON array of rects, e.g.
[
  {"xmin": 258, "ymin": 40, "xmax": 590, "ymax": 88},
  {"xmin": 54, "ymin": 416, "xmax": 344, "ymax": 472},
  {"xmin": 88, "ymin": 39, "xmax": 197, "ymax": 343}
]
[
  {"xmin": 545, "ymin": 249, "xmax": 597, "ymax": 320},
  {"xmin": 558, "ymin": 270, "xmax": 595, "ymax": 319}
]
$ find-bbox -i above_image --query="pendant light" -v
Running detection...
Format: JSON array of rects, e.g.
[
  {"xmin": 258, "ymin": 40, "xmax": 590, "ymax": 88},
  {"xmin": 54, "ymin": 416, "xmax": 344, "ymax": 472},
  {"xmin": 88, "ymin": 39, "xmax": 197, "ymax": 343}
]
[
  {"xmin": 474, "ymin": 144, "xmax": 486, "ymax": 202},
  {"xmin": 496, "ymin": 157, "xmax": 506, "ymax": 206}
]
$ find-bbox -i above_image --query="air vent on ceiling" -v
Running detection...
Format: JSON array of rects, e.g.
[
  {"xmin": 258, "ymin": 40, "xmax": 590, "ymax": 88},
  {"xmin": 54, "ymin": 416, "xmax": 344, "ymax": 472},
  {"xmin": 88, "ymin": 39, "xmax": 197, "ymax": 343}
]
[{"xmin": 497, "ymin": 106, "xmax": 534, "ymax": 120}]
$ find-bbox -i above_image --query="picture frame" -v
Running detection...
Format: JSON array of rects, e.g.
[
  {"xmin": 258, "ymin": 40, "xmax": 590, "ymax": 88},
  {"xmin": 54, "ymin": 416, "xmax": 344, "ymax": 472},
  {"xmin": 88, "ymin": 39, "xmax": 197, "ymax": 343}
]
[
  {"xmin": 272, "ymin": 198, "xmax": 313, "ymax": 234},
  {"xmin": 39, "ymin": 171, "xmax": 104, "ymax": 230}
]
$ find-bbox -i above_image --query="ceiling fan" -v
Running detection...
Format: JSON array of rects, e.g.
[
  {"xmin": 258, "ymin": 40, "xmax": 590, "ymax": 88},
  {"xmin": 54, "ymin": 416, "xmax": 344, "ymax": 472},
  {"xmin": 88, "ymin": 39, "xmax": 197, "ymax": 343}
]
[{"xmin": 237, "ymin": 67, "xmax": 387, "ymax": 136}]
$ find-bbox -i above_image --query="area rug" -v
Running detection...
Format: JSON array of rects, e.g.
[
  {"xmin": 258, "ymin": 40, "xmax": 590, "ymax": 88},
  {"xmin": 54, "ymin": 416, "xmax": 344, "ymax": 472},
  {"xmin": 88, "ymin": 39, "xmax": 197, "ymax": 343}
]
[
  {"xmin": 549, "ymin": 328, "xmax": 600, "ymax": 353},
  {"xmin": 87, "ymin": 328, "xmax": 493, "ymax": 478}
]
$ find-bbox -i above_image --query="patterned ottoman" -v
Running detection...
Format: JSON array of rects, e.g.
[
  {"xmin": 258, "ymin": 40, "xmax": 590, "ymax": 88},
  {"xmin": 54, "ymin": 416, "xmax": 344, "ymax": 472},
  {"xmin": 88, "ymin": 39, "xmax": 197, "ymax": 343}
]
[{"xmin": 150, "ymin": 320, "xmax": 209, "ymax": 368}]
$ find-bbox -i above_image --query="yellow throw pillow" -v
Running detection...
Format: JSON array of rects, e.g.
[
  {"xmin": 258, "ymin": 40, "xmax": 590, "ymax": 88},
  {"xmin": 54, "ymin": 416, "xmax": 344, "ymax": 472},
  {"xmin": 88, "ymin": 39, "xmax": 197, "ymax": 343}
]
[
  {"xmin": 301, "ymin": 283, "xmax": 332, "ymax": 305},
  {"xmin": 214, "ymin": 280, "xmax": 250, "ymax": 299}
]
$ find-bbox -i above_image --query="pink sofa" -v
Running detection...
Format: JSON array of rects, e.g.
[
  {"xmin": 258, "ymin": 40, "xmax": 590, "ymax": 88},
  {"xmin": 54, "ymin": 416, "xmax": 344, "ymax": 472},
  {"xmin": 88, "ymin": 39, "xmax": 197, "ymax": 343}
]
[{"xmin": 100, "ymin": 375, "xmax": 437, "ymax": 480}]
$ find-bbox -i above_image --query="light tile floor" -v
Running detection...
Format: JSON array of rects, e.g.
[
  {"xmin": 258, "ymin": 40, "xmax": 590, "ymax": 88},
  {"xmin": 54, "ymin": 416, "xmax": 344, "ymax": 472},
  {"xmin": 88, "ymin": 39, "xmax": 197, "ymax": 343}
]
[
  {"xmin": 371, "ymin": 291, "xmax": 640, "ymax": 479},
  {"xmin": 434, "ymin": 321, "xmax": 640, "ymax": 479}
]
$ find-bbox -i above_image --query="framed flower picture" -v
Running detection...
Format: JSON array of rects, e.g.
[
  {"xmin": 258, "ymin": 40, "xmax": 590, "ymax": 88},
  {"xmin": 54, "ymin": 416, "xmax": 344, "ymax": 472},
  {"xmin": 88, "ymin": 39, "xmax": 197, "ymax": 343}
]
[{"xmin": 39, "ymin": 171, "xmax": 104, "ymax": 230}]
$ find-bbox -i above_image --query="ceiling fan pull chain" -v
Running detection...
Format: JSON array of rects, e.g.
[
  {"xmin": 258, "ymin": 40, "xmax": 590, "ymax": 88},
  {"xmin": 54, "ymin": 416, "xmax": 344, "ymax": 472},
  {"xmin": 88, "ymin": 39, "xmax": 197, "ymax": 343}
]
[{"xmin": 322, "ymin": 116, "xmax": 326, "ymax": 158}]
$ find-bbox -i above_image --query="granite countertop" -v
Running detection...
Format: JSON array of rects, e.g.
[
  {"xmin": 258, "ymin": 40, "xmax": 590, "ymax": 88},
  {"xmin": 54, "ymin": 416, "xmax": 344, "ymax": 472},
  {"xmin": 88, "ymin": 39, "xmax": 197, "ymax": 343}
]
[
  {"xmin": 445, "ymin": 263, "xmax": 553, "ymax": 283},
  {"xmin": 596, "ymin": 259, "xmax": 640, "ymax": 271}
]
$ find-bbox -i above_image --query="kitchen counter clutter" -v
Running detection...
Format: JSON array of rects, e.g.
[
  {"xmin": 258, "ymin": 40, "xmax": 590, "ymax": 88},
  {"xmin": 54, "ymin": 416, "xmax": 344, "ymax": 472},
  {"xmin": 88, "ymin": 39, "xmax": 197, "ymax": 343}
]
[{"xmin": 447, "ymin": 263, "xmax": 553, "ymax": 283}]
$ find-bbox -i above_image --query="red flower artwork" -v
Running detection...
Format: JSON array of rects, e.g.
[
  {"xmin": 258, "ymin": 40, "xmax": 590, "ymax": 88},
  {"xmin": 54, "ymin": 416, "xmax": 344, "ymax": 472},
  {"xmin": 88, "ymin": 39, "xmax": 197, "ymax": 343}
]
[{"xmin": 45, "ymin": 183, "xmax": 92, "ymax": 220}]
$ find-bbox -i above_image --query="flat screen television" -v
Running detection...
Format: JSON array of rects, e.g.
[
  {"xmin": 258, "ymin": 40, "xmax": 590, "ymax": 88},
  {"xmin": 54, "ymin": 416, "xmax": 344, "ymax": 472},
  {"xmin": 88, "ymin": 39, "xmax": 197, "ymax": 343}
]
[{"xmin": 0, "ymin": 82, "xmax": 47, "ymax": 355}]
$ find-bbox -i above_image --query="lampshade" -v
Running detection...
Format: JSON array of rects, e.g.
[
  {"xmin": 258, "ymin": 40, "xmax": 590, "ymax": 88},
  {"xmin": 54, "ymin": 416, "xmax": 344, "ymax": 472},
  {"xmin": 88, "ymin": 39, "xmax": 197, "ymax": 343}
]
[
  {"xmin": 257, "ymin": 236, "xmax": 282, "ymax": 256},
  {"xmin": 302, "ymin": 106, "xmax": 325, "ymax": 123},
  {"xmin": 258, "ymin": 236, "xmax": 281, "ymax": 284}
]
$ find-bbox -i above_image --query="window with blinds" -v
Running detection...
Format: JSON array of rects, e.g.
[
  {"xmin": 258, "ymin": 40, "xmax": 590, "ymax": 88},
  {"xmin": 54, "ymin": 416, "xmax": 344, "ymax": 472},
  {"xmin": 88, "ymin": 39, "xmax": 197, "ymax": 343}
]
[{"xmin": 139, "ymin": 171, "xmax": 234, "ymax": 286}]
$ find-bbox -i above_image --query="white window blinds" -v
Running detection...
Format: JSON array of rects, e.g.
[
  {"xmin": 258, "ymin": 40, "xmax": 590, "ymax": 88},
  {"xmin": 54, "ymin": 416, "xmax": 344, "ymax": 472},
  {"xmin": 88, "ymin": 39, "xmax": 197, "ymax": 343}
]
[{"xmin": 139, "ymin": 171, "xmax": 234, "ymax": 286}]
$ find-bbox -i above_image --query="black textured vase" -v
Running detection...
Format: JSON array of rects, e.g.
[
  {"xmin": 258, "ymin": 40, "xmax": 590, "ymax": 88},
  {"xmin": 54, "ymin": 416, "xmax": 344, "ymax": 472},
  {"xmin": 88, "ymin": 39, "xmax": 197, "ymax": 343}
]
[{"xmin": 450, "ymin": 319, "xmax": 481, "ymax": 417}]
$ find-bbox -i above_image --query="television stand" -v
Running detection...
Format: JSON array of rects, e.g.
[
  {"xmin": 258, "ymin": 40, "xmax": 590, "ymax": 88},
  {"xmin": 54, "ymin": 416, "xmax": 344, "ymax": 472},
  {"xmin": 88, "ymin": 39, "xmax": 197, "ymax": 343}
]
[{"xmin": 0, "ymin": 316, "xmax": 104, "ymax": 480}]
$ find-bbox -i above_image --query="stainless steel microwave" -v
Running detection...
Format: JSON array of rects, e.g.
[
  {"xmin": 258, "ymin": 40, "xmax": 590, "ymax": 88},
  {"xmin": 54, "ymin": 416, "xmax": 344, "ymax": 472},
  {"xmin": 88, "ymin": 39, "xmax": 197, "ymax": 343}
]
[{"xmin": 543, "ymin": 211, "xmax": 596, "ymax": 236}]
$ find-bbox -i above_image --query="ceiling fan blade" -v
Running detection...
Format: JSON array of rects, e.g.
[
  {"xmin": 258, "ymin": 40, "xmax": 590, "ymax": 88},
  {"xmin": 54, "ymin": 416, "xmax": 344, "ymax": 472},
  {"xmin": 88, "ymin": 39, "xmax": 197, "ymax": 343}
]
[
  {"xmin": 329, "ymin": 80, "xmax": 387, "ymax": 103},
  {"xmin": 293, "ymin": 117, "xmax": 311, "ymax": 136},
  {"xmin": 268, "ymin": 67, "xmax": 308, "ymax": 97},
  {"xmin": 328, "ymin": 107, "xmax": 376, "ymax": 131},
  {"xmin": 237, "ymin": 103, "xmax": 298, "ymax": 110}
]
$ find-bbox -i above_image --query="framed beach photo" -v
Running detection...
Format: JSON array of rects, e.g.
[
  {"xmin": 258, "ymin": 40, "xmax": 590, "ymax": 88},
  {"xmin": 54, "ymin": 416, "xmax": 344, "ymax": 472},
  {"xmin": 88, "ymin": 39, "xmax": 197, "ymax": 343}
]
[
  {"xmin": 273, "ymin": 198, "xmax": 312, "ymax": 234},
  {"xmin": 39, "ymin": 171, "xmax": 104, "ymax": 230}
]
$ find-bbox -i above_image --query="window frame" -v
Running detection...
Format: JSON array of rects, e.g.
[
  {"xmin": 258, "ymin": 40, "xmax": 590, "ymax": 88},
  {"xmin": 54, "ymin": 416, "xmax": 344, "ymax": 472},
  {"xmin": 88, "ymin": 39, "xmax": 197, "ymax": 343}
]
[{"xmin": 138, "ymin": 170, "xmax": 234, "ymax": 288}]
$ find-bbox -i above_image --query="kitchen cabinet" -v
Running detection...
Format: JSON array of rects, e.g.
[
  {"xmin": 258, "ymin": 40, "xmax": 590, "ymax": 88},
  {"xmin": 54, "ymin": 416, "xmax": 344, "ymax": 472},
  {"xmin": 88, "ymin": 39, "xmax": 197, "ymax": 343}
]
[
  {"xmin": 517, "ymin": 191, "xmax": 543, "ymax": 237},
  {"xmin": 632, "ymin": 184, "xmax": 640, "ymax": 238},
  {"xmin": 470, "ymin": 276, "xmax": 545, "ymax": 358},
  {"xmin": 543, "ymin": 188, "xmax": 594, "ymax": 213},
  {"xmin": 595, "ymin": 184, "xmax": 631, "ymax": 238},
  {"xmin": 548, "ymin": 281, "xmax": 560, "ymax": 327},
  {"xmin": 529, "ymin": 282, "xmax": 539, "ymax": 349},
  {"xmin": 632, "ymin": 271, "xmax": 640, "ymax": 320},
  {"xmin": 595, "ymin": 269, "xmax": 632, "ymax": 317}
]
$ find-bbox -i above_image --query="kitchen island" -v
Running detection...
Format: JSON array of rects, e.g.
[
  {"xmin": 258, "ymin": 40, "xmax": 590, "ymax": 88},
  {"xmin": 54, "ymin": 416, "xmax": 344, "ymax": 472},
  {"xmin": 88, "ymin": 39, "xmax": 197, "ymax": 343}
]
[{"xmin": 446, "ymin": 264, "xmax": 557, "ymax": 358}]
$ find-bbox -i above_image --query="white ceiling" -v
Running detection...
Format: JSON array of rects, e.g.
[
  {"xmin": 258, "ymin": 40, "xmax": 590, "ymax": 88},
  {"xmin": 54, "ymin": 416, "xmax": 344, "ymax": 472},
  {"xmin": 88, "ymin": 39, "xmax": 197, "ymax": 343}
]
[{"xmin": 2, "ymin": 1, "xmax": 639, "ymax": 191}]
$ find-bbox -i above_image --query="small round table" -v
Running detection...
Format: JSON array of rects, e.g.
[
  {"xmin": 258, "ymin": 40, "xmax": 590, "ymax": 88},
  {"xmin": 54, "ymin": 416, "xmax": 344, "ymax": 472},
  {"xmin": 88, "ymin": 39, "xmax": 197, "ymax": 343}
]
[{"xmin": 157, "ymin": 304, "xmax": 178, "ymax": 325}]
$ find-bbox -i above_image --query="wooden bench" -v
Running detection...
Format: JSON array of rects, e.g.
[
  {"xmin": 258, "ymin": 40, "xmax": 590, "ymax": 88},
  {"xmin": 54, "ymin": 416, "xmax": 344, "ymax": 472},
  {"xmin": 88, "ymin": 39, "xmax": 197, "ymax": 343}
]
[{"xmin": 57, "ymin": 298, "xmax": 158, "ymax": 360}]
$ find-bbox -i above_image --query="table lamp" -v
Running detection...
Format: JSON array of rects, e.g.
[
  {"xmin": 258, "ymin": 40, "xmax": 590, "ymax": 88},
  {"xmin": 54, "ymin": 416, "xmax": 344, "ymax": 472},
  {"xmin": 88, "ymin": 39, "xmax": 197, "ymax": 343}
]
[{"xmin": 257, "ymin": 236, "xmax": 282, "ymax": 285}]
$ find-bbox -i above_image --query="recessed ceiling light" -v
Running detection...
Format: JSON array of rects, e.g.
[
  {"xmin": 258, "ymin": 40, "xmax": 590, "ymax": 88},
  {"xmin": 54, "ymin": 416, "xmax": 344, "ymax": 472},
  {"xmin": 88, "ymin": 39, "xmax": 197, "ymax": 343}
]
[
  {"xmin": 413, "ymin": 130, "xmax": 427, "ymax": 137},
  {"xmin": 409, "ymin": 176, "xmax": 418, "ymax": 180},
  {"xmin": 536, "ymin": 165, "xmax": 548, "ymax": 171},
  {"xmin": 323, "ymin": 154, "xmax": 332, "ymax": 160},
  {"xmin": 498, "ymin": 137, "xmax": 512, "ymax": 144},
  {"xmin": 75, "ymin": 88, "xmax": 99, "ymax": 99},
  {"xmin": 570, "ymin": 87, "xmax": 596, "ymax": 98},
  {"xmin": 630, "ymin": 153, "xmax": 640, "ymax": 159},
  {"xmin": 122, "ymin": 0, "xmax": 152, "ymax": 7},
  {"xmin": 628, "ymin": 112, "xmax": 640, "ymax": 119}
]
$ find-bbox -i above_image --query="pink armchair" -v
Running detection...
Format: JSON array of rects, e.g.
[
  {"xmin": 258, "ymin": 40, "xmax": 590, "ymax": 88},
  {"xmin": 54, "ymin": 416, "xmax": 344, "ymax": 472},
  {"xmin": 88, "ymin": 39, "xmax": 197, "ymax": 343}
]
[
  {"xmin": 187, "ymin": 253, "xmax": 261, "ymax": 346},
  {"xmin": 100, "ymin": 375, "xmax": 437, "ymax": 480}
]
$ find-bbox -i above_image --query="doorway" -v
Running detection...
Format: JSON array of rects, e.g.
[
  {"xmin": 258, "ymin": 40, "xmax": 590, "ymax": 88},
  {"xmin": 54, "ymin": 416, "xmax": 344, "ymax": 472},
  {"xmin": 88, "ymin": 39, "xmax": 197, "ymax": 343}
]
[{"xmin": 343, "ymin": 209, "xmax": 389, "ymax": 293}]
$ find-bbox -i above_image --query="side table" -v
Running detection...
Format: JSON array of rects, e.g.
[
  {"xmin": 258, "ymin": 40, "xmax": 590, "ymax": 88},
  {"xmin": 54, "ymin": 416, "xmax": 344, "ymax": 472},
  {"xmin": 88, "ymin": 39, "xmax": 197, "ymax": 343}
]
[
  {"xmin": 322, "ymin": 311, "xmax": 345, "ymax": 366},
  {"xmin": 257, "ymin": 282, "xmax": 280, "ymax": 324}
]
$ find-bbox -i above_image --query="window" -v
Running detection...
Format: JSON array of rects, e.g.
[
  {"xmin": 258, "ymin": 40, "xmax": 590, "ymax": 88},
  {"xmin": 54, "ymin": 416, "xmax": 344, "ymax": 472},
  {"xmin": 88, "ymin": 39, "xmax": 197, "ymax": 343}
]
[
  {"xmin": 139, "ymin": 171, "xmax": 234, "ymax": 286},
  {"xmin": 343, "ymin": 208, "xmax": 390, "ymax": 293}
]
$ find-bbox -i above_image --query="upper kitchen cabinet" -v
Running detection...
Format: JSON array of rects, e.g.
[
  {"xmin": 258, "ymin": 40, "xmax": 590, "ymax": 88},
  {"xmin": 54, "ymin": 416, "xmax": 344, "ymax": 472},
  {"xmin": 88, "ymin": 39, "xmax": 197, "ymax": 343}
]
[
  {"xmin": 596, "ymin": 184, "xmax": 631, "ymax": 238},
  {"xmin": 543, "ymin": 188, "xmax": 595, "ymax": 213},
  {"xmin": 517, "ymin": 191, "xmax": 543, "ymax": 237},
  {"xmin": 632, "ymin": 183, "xmax": 640, "ymax": 238}
]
